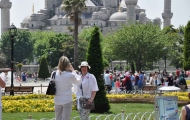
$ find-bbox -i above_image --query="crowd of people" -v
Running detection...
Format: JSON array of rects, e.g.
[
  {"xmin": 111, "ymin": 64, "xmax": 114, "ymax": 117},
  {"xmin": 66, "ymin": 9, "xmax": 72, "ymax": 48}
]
[{"xmin": 103, "ymin": 68, "xmax": 188, "ymax": 93}]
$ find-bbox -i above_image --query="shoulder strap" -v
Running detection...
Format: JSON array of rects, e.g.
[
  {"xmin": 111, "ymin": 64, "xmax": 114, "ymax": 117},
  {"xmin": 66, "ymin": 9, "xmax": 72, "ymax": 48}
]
[{"xmin": 51, "ymin": 71, "xmax": 56, "ymax": 80}]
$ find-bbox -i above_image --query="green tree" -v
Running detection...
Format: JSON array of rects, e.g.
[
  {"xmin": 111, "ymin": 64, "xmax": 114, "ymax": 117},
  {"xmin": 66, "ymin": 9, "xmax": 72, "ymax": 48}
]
[
  {"xmin": 183, "ymin": 21, "xmax": 190, "ymax": 70},
  {"xmin": 32, "ymin": 31, "xmax": 73, "ymax": 68},
  {"xmin": 86, "ymin": 26, "xmax": 110, "ymax": 113},
  {"xmin": 162, "ymin": 25, "xmax": 183, "ymax": 69},
  {"xmin": 0, "ymin": 30, "xmax": 33, "ymax": 66},
  {"xmin": 63, "ymin": 0, "xmax": 87, "ymax": 69},
  {"xmin": 78, "ymin": 27, "xmax": 94, "ymax": 62},
  {"xmin": 103, "ymin": 23, "xmax": 165, "ymax": 72},
  {"xmin": 38, "ymin": 57, "xmax": 50, "ymax": 80},
  {"xmin": 16, "ymin": 63, "xmax": 23, "ymax": 71}
]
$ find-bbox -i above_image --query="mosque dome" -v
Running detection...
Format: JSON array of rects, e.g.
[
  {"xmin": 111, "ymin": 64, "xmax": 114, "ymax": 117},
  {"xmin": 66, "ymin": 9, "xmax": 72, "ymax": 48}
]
[
  {"xmin": 109, "ymin": 12, "xmax": 127, "ymax": 21},
  {"xmin": 22, "ymin": 16, "xmax": 31, "ymax": 24},
  {"xmin": 154, "ymin": 17, "xmax": 161, "ymax": 20},
  {"xmin": 139, "ymin": 12, "xmax": 146, "ymax": 16}
]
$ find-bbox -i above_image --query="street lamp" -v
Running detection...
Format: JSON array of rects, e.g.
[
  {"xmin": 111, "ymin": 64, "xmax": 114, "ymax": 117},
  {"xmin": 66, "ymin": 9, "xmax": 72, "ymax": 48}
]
[
  {"xmin": 8, "ymin": 23, "xmax": 17, "ymax": 96},
  {"xmin": 110, "ymin": 59, "xmax": 112, "ymax": 71}
]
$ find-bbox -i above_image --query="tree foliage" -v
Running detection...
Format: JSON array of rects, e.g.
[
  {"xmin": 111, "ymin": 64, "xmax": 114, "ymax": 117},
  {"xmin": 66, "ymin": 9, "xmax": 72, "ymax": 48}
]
[
  {"xmin": 162, "ymin": 25, "xmax": 183, "ymax": 69},
  {"xmin": 183, "ymin": 21, "xmax": 190, "ymax": 70},
  {"xmin": 86, "ymin": 26, "xmax": 110, "ymax": 113},
  {"xmin": 31, "ymin": 31, "xmax": 73, "ymax": 68},
  {"xmin": 38, "ymin": 57, "xmax": 50, "ymax": 80},
  {"xmin": 0, "ymin": 30, "xmax": 33, "ymax": 66},
  {"xmin": 79, "ymin": 27, "xmax": 109, "ymax": 68},
  {"xmin": 103, "ymin": 23, "xmax": 167, "ymax": 72}
]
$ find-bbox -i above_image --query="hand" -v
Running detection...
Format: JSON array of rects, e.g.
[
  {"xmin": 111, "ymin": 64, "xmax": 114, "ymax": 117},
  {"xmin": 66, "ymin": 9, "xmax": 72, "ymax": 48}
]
[{"xmin": 88, "ymin": 98, "xmax": 93, "ymax": 104}]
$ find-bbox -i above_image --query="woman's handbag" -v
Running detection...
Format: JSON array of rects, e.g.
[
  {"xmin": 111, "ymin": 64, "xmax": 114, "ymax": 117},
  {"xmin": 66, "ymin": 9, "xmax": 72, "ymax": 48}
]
[
  {"xmin": 79, "ymin": 97, "xmax": 95, "ymax": 110},
  {"xmin": 46, "ymin": 72, "xmax": 56, "ymax": 95}
]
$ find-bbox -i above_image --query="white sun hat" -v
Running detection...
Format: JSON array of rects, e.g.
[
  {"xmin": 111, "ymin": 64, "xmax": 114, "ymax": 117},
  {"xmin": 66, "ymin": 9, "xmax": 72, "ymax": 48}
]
[{"xmin": 78, "ymin": 61, "xmax": 91, "ymax": 69}]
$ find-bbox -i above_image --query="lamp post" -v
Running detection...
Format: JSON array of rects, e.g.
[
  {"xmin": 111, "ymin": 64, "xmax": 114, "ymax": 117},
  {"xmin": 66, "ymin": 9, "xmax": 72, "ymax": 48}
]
[
  {"xmin": 109, "ymin": 59, "xmax": 112, "ymax": 71},
  {"xmin": 8, "ymin": 24, "xmax": 17, "ymax": 96}
]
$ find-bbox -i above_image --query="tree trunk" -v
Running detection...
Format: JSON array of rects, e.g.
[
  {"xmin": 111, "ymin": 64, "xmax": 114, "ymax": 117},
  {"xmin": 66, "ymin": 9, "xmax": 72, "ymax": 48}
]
[
  {"xmin": 135, "ymin": 60, "xmax": 142, "ymax": 72},
  {"xmin": 74, "ymin": 12, "xmax": 79, "ymax": 69}
]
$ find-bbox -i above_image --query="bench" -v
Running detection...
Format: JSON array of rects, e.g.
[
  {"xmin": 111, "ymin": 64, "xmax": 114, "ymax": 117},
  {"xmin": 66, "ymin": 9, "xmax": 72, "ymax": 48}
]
[
  {"xmin": 3, "ymin": 86, "xmax": 34, "ymax": 95},
  {"xmin": 142, "ymin": 86, "xmax": 157, "ymax": 94}
]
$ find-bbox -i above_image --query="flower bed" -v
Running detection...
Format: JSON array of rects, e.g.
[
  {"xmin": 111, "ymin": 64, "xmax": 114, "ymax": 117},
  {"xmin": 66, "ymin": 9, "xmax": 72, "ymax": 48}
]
[{"xmin": 2, "ymin": 92, "xmax": 190, "ymax": 113}]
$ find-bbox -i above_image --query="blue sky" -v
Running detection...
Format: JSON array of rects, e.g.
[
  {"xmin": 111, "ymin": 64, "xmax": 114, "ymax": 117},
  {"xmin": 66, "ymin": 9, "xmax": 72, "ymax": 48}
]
[{"xmin": 4, "ymin": 0, "xmax": 190, "ymax": 34}]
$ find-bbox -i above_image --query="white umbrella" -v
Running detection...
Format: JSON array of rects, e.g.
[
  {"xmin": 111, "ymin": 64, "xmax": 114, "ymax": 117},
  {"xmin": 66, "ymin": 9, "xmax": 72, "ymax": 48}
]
[{"xmin": 158, "ymin": 86, "xmax": 181, "ymax": 91}]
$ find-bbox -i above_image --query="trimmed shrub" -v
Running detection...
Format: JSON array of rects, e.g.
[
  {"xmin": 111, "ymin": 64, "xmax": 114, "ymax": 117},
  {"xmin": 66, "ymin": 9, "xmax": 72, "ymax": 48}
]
[{"xmin": 86, "ymin": 26, "xmax": 110, "ymax": 113}]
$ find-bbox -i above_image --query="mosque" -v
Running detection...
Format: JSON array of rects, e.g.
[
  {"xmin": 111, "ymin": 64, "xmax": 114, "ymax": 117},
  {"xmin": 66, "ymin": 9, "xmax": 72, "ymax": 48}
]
[
  {"xmin": 20, "ymin": 0, "xmax": 173, "ymax": 34},
  {"xmin": 0, "ymin": 0, "xmax": 173, "ymax": 35}
]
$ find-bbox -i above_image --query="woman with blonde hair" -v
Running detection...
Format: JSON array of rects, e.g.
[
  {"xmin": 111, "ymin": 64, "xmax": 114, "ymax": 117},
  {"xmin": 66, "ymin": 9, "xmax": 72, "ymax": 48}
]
[{"xmin": 53, "ymin": 56, "xmax": 81, "ymax": 120}]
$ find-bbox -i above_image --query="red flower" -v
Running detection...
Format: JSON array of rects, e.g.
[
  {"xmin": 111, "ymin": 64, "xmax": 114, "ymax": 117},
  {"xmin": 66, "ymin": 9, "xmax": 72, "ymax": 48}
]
[{"xmin": 86, "ymin": 76, "xmax": 89, "ymax": 79}]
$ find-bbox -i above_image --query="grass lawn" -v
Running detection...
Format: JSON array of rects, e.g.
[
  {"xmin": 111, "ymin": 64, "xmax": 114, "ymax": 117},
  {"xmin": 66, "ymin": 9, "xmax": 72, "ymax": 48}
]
[{"xmin": 3, "ymin": 103, "xmax": 183, "ymax": 120}]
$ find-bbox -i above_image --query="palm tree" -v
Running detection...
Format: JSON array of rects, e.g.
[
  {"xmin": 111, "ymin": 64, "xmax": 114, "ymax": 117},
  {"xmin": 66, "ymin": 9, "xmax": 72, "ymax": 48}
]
[{"xmin": 63, "ymin": 0, "xmax": 87, "ymax": 69}]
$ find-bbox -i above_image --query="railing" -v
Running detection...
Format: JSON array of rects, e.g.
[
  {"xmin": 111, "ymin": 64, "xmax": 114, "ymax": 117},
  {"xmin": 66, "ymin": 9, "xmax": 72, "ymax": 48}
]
[{"xmin": 72, "ymin": 110, "xmax": 182, "ymax": 120}]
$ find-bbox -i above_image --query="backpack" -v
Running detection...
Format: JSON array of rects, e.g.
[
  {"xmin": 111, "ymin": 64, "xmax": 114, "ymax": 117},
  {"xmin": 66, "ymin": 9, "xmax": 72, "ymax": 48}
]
[{"xmin": 178, "ymin": 76, "xmax": 186, "ymax": 85}]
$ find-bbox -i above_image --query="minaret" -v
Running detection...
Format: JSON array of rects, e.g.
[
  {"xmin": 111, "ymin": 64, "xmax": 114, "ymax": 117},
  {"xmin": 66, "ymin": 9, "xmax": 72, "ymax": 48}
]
[
  {"xmin": 32, "ymin": 3, "xmax": 34, "ymax": 14},
  {"xmin": 162, "ymin": 0, "xmax": 173, "ymax": 28},
  {"xmin": 125, "ymin": 0, "xmax": 138, "ymax": 23},
  {"xmin": 0, "ymin": 0, "xmax": 12, "ymax": 35},
  {"xmin": 139, "ymin": 12, "xmax": 146, "ymax": 24}
]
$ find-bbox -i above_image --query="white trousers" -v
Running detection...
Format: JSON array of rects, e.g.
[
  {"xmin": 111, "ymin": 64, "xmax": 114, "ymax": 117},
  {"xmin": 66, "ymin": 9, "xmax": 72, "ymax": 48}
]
[{"xmin": 55, "ymin": 102, "xmax": 72, "ymax": 120}]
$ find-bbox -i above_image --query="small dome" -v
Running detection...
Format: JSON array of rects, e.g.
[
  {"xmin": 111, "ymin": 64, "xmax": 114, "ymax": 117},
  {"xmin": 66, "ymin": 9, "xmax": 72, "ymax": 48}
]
[
  {"xmin": 139, "ymin": 12, "xmax": 146, "ymax": 15},
  {"xmin": 154, "ymin": 17, "xmax": 161, "ymax": 20},
  {"xmin": 22, "ymin": 16, "xmax": 31, "ymax": 24},
  {"xmin": 109, "ymin": 12, "xmax": 127, "ymax": 21}
]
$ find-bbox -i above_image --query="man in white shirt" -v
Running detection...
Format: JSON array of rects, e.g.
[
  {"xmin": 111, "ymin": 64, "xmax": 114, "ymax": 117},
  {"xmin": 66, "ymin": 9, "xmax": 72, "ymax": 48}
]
[{"xmin": 104, "ymin": 70, "xmax": 112, "ymax": 93}]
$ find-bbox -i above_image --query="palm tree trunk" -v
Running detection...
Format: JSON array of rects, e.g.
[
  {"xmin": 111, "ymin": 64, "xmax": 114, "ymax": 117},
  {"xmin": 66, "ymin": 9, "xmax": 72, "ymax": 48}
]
[{"xmin": 74, "ymin": 11, "xmax": 79, "ymax": 69}]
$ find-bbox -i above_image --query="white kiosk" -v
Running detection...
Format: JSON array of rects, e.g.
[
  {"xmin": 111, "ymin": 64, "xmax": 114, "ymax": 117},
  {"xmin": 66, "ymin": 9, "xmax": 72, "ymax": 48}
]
[
  {"xmin": 154, "ymin": 86, "xmax": 180, "ymax": 120},
  {"xmin": 155, "ymin": 96, "xmax": 179, "ymax": 120}
]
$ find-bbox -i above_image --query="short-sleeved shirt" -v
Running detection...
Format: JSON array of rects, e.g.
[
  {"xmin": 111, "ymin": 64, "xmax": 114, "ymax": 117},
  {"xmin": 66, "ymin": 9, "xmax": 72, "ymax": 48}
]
[
  {"xmin": 104, "ymin": 73, "xmax": 111, "ymax": 85},
  {"xmin": 115, "ymin": 81, "xmax": 120, "ymax": 88},
  {"xmin": 138, "ymin": 74, "xmax": 144, "ymax": 84},
  {"xmin": 75, "ymin": 73, "xmax": 99, "ymax": 99}
]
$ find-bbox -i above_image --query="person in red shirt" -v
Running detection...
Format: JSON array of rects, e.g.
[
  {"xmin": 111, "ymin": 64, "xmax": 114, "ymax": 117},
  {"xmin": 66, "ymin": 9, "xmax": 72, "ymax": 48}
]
[
  {"xmin": 115, "ymin": 77, "xmax": 121, "ymax": 92},
  {"xmin": 176, "ymin": 69, "xmax": 180, "ymax": 77}
]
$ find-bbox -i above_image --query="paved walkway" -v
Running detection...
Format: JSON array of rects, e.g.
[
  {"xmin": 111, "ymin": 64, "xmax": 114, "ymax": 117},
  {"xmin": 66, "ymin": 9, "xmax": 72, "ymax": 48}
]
[{"xmin": 4, "ymin": 78, "xmax": 49, "ymax": 94}]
